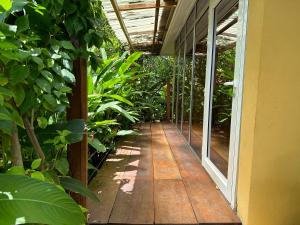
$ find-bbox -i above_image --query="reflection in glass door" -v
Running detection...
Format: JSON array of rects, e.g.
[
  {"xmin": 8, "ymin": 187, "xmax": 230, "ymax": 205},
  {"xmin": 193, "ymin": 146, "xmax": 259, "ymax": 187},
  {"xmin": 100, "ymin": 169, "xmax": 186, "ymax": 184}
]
[
  {"xmin": 208, "ymin": 2, "xmax": 239, "ymax": 178},
  {"xmin": 202, "ymin": 0, "xmax": 247, "ymax": 207}
]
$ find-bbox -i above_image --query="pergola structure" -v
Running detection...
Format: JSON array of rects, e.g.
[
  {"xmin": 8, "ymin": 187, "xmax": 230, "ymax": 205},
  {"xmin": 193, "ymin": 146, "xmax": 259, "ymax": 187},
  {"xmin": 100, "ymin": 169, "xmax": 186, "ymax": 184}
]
[
  {"xmin": 69, "ymin": 0, "xmax": 190, "ymax": 208},
  {"xmin": 102, "ymin": 0, "xmax": 177, "ymax": 54}
]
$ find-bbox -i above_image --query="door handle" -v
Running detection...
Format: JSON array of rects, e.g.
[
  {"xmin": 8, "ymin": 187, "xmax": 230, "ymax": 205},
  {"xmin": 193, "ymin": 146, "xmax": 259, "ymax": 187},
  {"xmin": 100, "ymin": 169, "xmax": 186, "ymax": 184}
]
[{"xmin": 223, "ymin": 81, "xmax": 234, "ymax": 86}]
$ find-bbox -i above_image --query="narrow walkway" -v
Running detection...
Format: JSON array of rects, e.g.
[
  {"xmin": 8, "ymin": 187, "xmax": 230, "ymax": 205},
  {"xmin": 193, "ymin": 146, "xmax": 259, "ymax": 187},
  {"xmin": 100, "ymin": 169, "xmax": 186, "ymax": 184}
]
[{"xmin": 87, "ymin": 122, "xmax": 241, "ymax": 225}]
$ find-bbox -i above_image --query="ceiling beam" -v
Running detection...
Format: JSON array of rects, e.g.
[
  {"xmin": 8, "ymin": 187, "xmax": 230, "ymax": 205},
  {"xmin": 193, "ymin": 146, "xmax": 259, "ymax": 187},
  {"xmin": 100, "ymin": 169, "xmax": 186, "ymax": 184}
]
[
  {"xmin": 152, "ymin": 0, "xmax": 160, "ymax": 52},
  {"xmin": 110, "ymin": 0, "xmax": 134, "ymax": 51},
  {"xmin": 217, "ymin": 17, "xmax": 238, "ymax": 36},
  {"xmin": 161, "ymin": 6, "xmax": 176, "ymax": 44},
  {"xmin": 118, "ymin": 2, "xmax": 176, "ymax": 11},
  {"xmin": 129, "ymin": 30, "xmax": 166, "ymax": 36}
]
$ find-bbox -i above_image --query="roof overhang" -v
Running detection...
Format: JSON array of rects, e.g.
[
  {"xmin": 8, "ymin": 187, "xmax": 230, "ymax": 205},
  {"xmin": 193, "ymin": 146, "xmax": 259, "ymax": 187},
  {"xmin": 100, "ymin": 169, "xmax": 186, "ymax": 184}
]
[{"xmin": 160, "ymin": 0, "xmax": 196, "ymax": 55}]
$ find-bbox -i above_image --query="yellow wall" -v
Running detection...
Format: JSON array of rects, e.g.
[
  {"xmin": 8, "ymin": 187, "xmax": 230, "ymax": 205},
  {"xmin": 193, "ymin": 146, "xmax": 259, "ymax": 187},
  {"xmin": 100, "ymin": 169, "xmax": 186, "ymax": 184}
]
[{"xmin": 237, "ymin": 0, "xmax": 300, "ymax": 225}]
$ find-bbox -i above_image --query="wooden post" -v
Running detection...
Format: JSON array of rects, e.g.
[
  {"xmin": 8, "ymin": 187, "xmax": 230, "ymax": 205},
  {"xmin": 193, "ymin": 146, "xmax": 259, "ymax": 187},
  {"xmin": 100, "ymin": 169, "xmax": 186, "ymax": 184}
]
[
  {"xmin": 67, "ymin": 58, "xmax": 88, "ymax": 207},
  {"xmin": 166, "ymin": 81, "xmax": 171, "ymax": 121}
]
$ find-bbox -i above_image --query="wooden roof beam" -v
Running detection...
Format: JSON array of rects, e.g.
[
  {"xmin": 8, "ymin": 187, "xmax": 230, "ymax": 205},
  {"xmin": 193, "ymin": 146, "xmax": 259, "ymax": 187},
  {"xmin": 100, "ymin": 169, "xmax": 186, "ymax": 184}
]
[
  {"xmin": 129, "ymin": 30, "xmax": 166, "ymax": 36},
  {"xmin": 118, "ymin": 2, "xmax": 176, "ymax": 11},
  {"xmin": 152, "ymin": 0, "xmax": 160, "ymax": 52},
  {"xmin": 110, "ymin": 0, "xmax": 134, "ymax": 51}
]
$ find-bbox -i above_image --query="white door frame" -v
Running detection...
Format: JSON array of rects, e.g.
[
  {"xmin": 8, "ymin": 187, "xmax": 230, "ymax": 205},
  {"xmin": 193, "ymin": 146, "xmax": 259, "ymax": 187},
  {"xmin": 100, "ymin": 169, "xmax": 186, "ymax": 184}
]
[{"xmin": 202, "ymin": 0, "xmax": 248, "ymax": 208}]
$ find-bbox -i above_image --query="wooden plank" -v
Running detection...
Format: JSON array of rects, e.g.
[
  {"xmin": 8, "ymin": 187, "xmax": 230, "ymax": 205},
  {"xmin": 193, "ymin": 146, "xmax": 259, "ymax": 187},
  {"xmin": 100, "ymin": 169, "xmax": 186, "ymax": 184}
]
[
  {"xmin": 118, "ymin": 2, "xmax": 176, "ymax": 11},
  {"xmin": 129, "ymin": 30, "xmax": 166, "ymax": 36},
  {"xmin": 162, "ymin": 123, "xmax": 207, "ymax": 179},
  {"xmin": 67, "ymin": 58, "xmax": 88, "ymax": 207},
  {"xmin": 162, "ymin": 122, "xmax": 241, "ymax": 224},
  {"xmin": 184, "ymin": 178, "xmax": 241, "ymax": 224},
  {"xmin": 154, "ymin": 179, "xmax": 197, "ymax": 224},
  {"xmin": 87, "ymin": 139, "xmax": 133, "ymax": 224},
  {"xmin": 109, "ymin": 178, "xmax": 154, "ymax": 224},
  {"xmin": 88, "ymin": 175, "xmax": 122, "ymax": 224},
  {"xmin": 151, "ymin": 123, "xmax": 181, "ymax": 180},
  {"xmin": 109, "ymin": 126, "xmax": 154, "ymax": 224},
  {"xmin": 152, "ymin": 0, "xmax": 160, "ymax": 52}
]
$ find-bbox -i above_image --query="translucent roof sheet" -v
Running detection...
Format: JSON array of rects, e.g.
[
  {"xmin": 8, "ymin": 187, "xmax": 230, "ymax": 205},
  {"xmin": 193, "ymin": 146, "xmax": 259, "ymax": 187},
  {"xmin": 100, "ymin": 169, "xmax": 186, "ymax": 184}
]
[
  {"xmin": 102, "ymin": 0, "xmax": 177, "ymax": 54},
  {"xmin": 102, "ymin": 1, "xmax": 128, "ymax": 43}
]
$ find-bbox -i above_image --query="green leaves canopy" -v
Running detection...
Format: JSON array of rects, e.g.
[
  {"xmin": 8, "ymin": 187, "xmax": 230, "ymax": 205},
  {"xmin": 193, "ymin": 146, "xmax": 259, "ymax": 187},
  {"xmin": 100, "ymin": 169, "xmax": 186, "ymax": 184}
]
[{"xmin": 0, "ymin": 174, "xmax": 85, "ymax": 225}]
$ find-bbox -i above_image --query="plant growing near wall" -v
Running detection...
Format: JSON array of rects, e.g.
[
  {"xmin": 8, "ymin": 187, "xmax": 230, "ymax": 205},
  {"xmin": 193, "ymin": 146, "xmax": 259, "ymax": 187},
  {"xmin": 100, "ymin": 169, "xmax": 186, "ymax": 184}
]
[
  {"xmin": 87, "ymin": 51, "xmax": 142, "ymax": 175},
  {"xmin": 0, "ymin": 0, "xmax": 110, "ymax": 223},
  {"xmin": 137, "ymin": 56, "xmax": 174, "ymax": 121}
]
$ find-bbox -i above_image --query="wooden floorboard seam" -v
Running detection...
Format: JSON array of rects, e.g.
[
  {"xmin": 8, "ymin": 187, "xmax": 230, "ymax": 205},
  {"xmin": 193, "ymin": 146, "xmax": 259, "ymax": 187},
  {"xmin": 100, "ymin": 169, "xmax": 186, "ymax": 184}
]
[
  {"xmin": 150, "ymin": 123, "xmax": 156, "ymax": 225},
  {"xmin": 107, "ymin": 135, "xmax": 137, "ymax": 224},
  {"xmin": 161, "ymin": 123, "xmax": 199, "ymax": 224}
]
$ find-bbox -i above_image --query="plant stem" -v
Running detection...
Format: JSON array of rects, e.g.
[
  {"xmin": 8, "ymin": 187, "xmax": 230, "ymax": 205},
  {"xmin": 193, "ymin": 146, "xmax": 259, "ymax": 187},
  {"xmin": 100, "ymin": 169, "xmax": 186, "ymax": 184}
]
[
  {"xmin": 10, "ymin": 123, "xmax": 23, "ymax": 167},
  {"xmin": 23, "ymin": 116, "xmax": 46, "ymax": 170}
]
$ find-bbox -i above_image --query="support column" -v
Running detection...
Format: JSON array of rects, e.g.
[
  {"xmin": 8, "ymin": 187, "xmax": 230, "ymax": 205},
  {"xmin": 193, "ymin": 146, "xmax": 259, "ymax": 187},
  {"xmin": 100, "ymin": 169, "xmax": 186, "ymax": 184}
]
[{"xmin": 67, "ymin": 58, "xmax": 88, "ymax": 207}]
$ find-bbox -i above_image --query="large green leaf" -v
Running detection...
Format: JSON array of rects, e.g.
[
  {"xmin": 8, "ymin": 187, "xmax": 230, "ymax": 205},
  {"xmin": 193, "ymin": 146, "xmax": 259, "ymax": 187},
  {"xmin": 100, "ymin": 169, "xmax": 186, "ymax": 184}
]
[
  {"xmin": 61, "ymin": 69, "xmax": 75, "ymax": 83},
  {"xmin": 0, "ymin": 120, "xmax": 13, "ymax": 135},
  {"xmin": 59, "ymin": 176, "xmax": 100, "ymax": 202},
  {"xmin": 0, "ymin": 0, "xmax": 12, "ymax": 12},
  {"xmin": 0, "ymin": 174, "xmax": 85, "ymax": 225},
  {"xmin": 55, "ymin": 158, "xmax": 69, "ymax": 176},
  {"xmin": 87, "ymin": 74, "xmax": 94, "ymax": 95},
  {"xmin": 16, "ymin": 15, "xmax": 29, "ymax": 33},
  {"xmin": 88, "ymin": 137, "xmax": 106, "ymax": 153},
  {"xmin": 36, "ymin": 78, "xmax": 51, "ymax": 93},
  {"xmin": 90, "ymin": 119, "xmax": 118, "ymax": 128},
  {"xmin": 8, "ymin": 65, "xmax": 30, "ymax": 85},
  {"xmin": 96, "ymin": 101, "xmax": 119, "ymax": 112},
  {"xmin": 0, "ymin": 86, "xmax": 14, "ymax": 97},
  {"xmin": 37, "ymin": 119, "xmax": 84, "ymax": 144},
  {"xmin": 0, "ymin": 40, "xmax": 18, "ymax": 49},
  {"xmin": 102, "ymin": 94, "xmax": 133, "ymax": 106},
  {"xmin": 12, "ymin": 85, "xmax": 25, "ymax": 106},
  {"xmin": 118, "ymin": 51, "xmax": 142, "ymax": 74},
  {"xmin": 116, "ymin": 130, "xmax": 139, "ymax": 136},
  {"xmin": 96, "ymin": 101, "xmax": 135, "ymax": 122}
]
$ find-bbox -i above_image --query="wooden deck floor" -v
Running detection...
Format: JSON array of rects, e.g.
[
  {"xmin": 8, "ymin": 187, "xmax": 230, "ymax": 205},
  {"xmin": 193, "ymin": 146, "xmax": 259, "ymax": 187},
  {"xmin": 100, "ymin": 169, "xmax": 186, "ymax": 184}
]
[{"xmin": 87, "ymin": 122, "xmax": 241, "ymax": 225}]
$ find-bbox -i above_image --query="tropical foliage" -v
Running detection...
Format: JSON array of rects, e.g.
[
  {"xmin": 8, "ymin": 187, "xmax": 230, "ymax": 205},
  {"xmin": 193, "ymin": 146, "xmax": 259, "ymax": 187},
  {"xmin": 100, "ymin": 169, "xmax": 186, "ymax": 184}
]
[
  {"xmin": 87, "ymin": 51, "xmax": 142, "ymax": 176},
  {"xmin": 0, "ymin": 0, "xmax": 174, "ymax": 224},
  {"xmin": 0, "ymin": 0, "xmax": 109, "ymax": 224}
]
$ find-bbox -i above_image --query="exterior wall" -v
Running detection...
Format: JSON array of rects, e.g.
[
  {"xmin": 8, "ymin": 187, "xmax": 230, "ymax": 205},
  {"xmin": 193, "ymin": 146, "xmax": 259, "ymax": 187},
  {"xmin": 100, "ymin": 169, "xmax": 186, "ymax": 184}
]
[{"xmin": 237, "ymin": 0, "xmax": 300, "ymax": 224}]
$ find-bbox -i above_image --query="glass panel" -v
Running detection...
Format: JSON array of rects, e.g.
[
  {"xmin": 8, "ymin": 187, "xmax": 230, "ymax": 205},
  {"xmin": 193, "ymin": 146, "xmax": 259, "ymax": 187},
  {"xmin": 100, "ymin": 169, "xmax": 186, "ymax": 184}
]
[
  {"xmin": 172, "ymin": 57, "xmax": 178, "ymax": 123},
  {"xmin": 178, "ymin": 43, "xmax": 185, "ymax": 131},
  {"xmin": 176, "ymin": 47, "xmax": 183, "ymax": 128},
  {"xmin": 182, "ymin": 48, "xmax": 193, "ymax": 140},
  {"xmin": 208, "ymin": 2, "xmax": 239, "ymax": 177},
  {"xmin": 191, "ymin": 38, "xmax": 207, "ymax": 158}
]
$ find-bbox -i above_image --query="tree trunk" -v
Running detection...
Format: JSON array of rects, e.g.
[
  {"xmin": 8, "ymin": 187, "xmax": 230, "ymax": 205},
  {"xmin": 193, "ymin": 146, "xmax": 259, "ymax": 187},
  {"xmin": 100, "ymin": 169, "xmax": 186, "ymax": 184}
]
[
  {"xmin": 23, "ymin": 116, "xmax": 46, "ymax": 170},
  {"xmin": 10, "ymin": 123, "xmax": 23, "ymax": 167}
]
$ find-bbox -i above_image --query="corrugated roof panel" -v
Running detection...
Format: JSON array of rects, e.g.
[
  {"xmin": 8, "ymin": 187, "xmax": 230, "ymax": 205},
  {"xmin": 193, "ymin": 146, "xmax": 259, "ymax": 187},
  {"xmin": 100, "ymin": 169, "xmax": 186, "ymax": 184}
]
[{"xmin": 102, "ymin": 0, "xmax": 177, "ymax": 53}]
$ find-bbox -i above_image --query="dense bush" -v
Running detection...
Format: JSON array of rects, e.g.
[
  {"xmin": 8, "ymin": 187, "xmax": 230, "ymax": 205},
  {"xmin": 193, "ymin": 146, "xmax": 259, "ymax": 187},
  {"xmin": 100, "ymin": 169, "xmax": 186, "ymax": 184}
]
[
  {"xmin": 0, "ymin": 0, "xmax": 111, "ymax": 224},
  {"xmin": 0, "ymin": 1, "xmax": 175, "ymax": 224}
]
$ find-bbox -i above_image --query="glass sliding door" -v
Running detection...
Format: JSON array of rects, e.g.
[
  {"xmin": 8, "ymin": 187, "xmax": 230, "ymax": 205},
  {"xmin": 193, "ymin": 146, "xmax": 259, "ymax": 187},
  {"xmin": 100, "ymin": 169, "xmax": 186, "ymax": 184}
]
[
  {"xmin": 208, "ymin": 1, "xmax": 239, "ymax": 178},
  {"xmin": 175, "ymin": 47, "xmax": 182, "ymax": 128},
  {"xmin": 190, "ymin": 8, "xmax": 209, "ymax": 158},
  {"xmin": 171, "ymin": 0, "xmax": 247, "ymax": 208},
  {"xmin": 182, "ymin": 42, "xmax": 193, "ymax": 140},
  {"xmin": 172, "ymin": 55, "xmax": 178, "ymax": 123},
  {"xmin": 202, "ymin": 0, "xmax": 248, "ymax": 207},
  {"xmin": 190, "ymin": 41, "xmax": 207, "ymax": 158}
]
